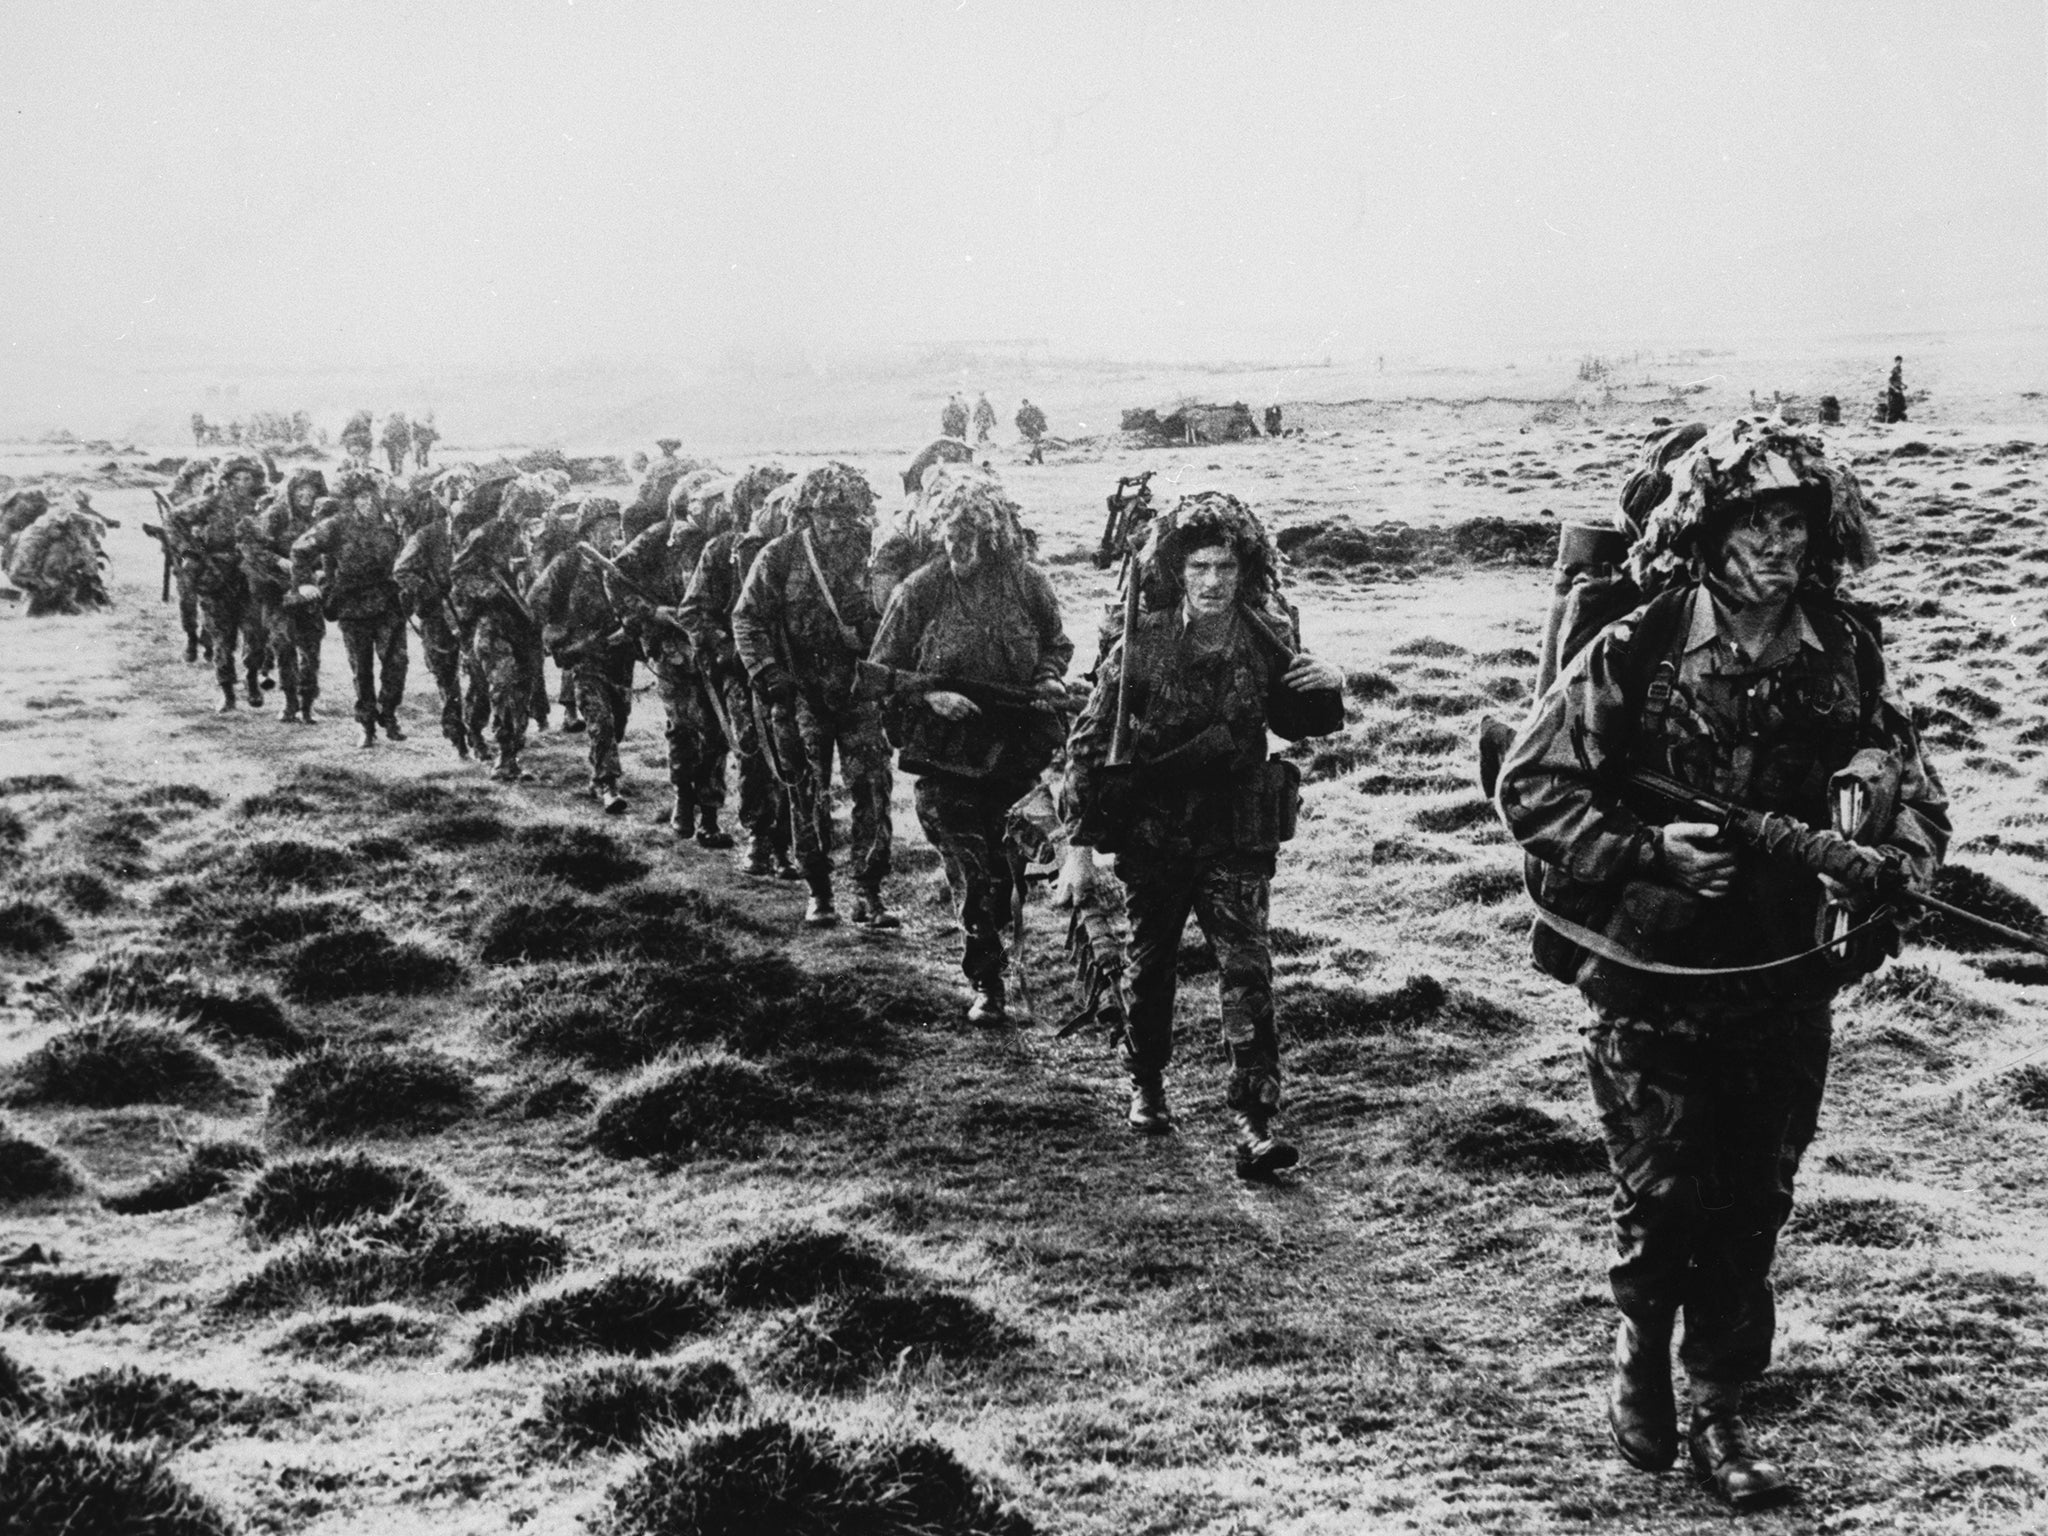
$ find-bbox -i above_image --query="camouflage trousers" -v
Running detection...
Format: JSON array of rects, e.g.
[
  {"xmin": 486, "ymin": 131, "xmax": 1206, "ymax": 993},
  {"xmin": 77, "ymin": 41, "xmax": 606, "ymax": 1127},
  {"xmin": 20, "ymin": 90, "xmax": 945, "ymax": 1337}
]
[
  {"xmin": 172, "ymin": 563, "xmax": 204, "ymax": 656},
  {"xmin": 570, "ymin": 652, "xmax": 635, "ymax": 792},
  {"xmin": 199, "ymin": 587, "xmax": 264, "ymax": 699},
  {"xmin": 717, "ymin": 669, "xmax": 785, "ymax": 839},
  {"xmin": 339, "ymin": 613, "xmax": 408, "ymax": 727},
  {"xmin": 415, "ymin": 610, "xmax": 468, "ymax": 749},
  {"xmin": 651, "ymin": 660, "xmax": 727, "ymax": 813},
  {"xmin": 914, "ymin": 773, "xmax": 1031, "ymax": 985},
  {"xmin": 521, "ymin": 628, "xmax": 551, "ymax": 728},
  {"xmin": 771, "ymin": 691, "xmax": 892, "ymax": 886},
  {"xmin": 467, "ymin": 614, "xmax": 536, "ymax": 761},
  {"xmin": 1584, "ymin": 1004, "xmax": 1832, "ymax": 1385},
  {"xmin": 1119, "ymin": 853, "xmax": 1276, "ymax": 1096},
  {"xmin": 260, "ymin": 596, "xmax": 324, "ymax": 710}
]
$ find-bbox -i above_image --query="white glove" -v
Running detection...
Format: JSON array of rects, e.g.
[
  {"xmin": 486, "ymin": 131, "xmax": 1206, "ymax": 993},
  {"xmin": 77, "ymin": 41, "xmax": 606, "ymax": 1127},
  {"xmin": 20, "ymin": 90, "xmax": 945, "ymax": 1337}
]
[
  {"xmin": 297, "ymin": 584, "xmax": 322, "ymax": 602},
  {"xmin": 926, "ymin": 690, "xmax": 980, "ymax": 721}
]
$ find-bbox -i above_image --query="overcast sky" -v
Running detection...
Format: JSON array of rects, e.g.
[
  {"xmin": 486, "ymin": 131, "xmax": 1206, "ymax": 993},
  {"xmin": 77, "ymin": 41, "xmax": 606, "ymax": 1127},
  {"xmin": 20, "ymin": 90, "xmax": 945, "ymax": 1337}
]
[{"xmin": 3, "ymin": 0, "xmax": 2043, "ymax": 379}]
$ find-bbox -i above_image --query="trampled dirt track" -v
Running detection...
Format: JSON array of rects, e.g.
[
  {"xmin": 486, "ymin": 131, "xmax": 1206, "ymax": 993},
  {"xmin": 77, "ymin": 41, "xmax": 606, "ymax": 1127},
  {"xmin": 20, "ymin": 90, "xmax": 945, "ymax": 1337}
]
[{"xmin": 6, "ymin": 370, "xmax": 2048, "ymax": 1534}]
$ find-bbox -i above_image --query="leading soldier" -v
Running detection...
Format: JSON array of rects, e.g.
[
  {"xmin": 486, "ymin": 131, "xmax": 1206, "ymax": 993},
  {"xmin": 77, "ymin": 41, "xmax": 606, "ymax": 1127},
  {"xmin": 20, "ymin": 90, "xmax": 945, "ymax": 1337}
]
[
  {"xmin": 1064, "ymin": 492, "xmax": 1343, "ymax": 1177},
  {"xmin": 869, "ymin": 479, "xmax": 1072, "ymax": 1021},
  {"xmin": 1496, "ymin": 419, "xmax": 1948, "ymax": 1509},
  {"xmin": 174, "ymin": 455, "xmax": 269, "ymax": 713},
  {"xmin": 244, "ymin": 468, "xmax": 328, "ymax": 724},
  {"xmin": 291, "ymin": 473, "xmax": 408, "ymax": 748}
]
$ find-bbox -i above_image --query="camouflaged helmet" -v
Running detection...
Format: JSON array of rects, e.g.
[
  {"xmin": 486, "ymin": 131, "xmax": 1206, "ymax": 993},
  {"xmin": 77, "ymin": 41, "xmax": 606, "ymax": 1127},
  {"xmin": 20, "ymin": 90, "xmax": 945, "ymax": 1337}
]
[
  {"xmin": 791, "ymin": 462, "xmax": 876, "ymax": 527},
  {"xmin": 928, "ymin": 474, "xmax": 1028, "ymax": 568},
  {"xmin": 729, "ymin": 464, "xmax": 795, "ymax": 527},
  {"xmin": 453, "ymin": 474, "xmax": 514, "ymax": 537},
  {"xmin": 576, "ymin": 495, "xmax": 622, "ymax": 533},
  {"xmin": 219, "ymin": 455, "xmax": 266, "ymax": 491},
  {"xmin": 1627, "ymin": 416, "xmax": 1875, "ymax": 594},
  {"xmin": 333, "ymin": 468, "xmax": 383, "ymax": 507},
  {"xmin": 1139, "ymin": 490, "xmax": 1281, "ymax": 611}
]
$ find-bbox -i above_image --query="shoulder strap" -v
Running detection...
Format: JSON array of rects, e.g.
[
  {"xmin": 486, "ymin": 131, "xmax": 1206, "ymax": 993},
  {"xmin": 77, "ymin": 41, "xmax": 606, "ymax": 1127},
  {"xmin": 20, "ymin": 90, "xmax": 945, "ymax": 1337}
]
[{"xmin": 799, "ymin": 529, "xmax": 849, "ymax": 631}]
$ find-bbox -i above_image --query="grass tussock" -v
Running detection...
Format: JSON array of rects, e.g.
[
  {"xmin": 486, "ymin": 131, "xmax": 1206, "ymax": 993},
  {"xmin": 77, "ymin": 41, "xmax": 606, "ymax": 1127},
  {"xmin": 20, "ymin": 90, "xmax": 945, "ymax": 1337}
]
[
  {"xmin": 239, "ymin": 1151, "xmax": 454, "ymax": 1241},
  {"xmin": 0, "ymin": 1342, "xmax": 42, "ymax": 1414},
  {"xmin": 510, "ymin": 823, "xmax": 650, "ymax": 891},
  {"xmin": 220, "ymin": 1213, "xmax": 570, "ymax": 1314},
  {"xmin": 42, "ymin": 867, "xmax": 119, "ymax": 915},
  {"xmin": 267, "ymin": 1045, "xmax": 478, "ymax": 1145},
  {"xmin": 0, "ymin": 773, "xmax": 79, "ymax": 796},
  {"xmin": 1344, "ymin": 669, "xmax": 1399, "ymax": 704},
  {"xmin": 491, "ymin": 1072, "xmax": 596, "ymax": 1120},
  {"xmin": 228, "ymin": 836, "xmax": 359, "ymax": 889},
  {"xmin": 1407, "ymin": 1101, "xmax": 1605, "ymax": 1179},
  {"xmin": 0, "ymin": 808, "xmax": 23, "ymax": 852},
  {"xmin": 165, "ymin": 891, "xmax": 353, "ymax": 962},
  {"xmin": 1923, "ymin": 864, "xmax": 2047, "ymax": 952},
  {"xmin": 2005, "ymin": 1064, "xmax": 2048, "ymax": 1113},
  {"xmin": 0, "ymin": 899, "xmax": 70, "ymax": 956},
  {"xmin": 1283, "ymin": 975, "xmax": 1446, "ymax": 1040},
  {"xmin": 238, "ymin": 789, "xmax": 318, "ymax": 819},
  {"xmin": 280, "ymin": 924, "xmax": 465, "ymax": 1001},
  {"xmin": 1, "ymin": 1270, "xmax": 122, "ymax": 1330},
  {"xmin": 50, "ymin": 1366, "xmax": 244, "ymax": 1444},
  {"xmin": 0, "ymin": 1423, "xmax": 238, "ymax": 1536},
  {"xmin": 760, "ymin": 1287, "xmax": 1024, "ymax": 1393},
  {"xmin": 132, "ymin": 783, "xmax": 218, "ymax": 811},
  {"xmin": 0, "ymin": 1118, "xmax": 90, "ymax": 1204},
  {"xmin": 491, "ymin": 953, "xmax": 803, "ymax": 1069},
  {"xmin": 473, "ymin": 879, "xmax": 754, "ymax": 966},
  {"xmin": 266, "ymin": 1305, "xmax": 443, "ymax": 1364},
  {"xmin": 65, "ymin": 949, "xmax": 304, "ymax": 1055},
  {"xmin": 528, "ymin": 1357, "xmax": 749, "ymax": 1456},
  {"xmin": 1794, "ymin": 1193, "xmax": 1940, "ymax": 1250},
  {"xmin": 406, "ymin": 810, "xmax": 510, "ymax": 849},
  {"xmin": 2, "ymin": 1014, "xmax": 235, "ymax": 1109},
  {"xmin": 1410, "ymin": 796, "xmax": 1499, "ymax": 834},
  {"xmin": 692, "ymin": 1225, "xmax": 915, "ymax": 1310},
  {"xmin": 1856, "ymin": 963, "xmax": 2005, "ymax": 1025},
  {"xmin": 102, "ymin": 1140, "xmax": 264, "ymax": 1216},
  {"xmin": 590, "ymin": 1055, "xmax": 801, "ymax": 1162},
  {"xmin": 464, "ymin": 1268, "xmax": 721, "ymax": 1366}
]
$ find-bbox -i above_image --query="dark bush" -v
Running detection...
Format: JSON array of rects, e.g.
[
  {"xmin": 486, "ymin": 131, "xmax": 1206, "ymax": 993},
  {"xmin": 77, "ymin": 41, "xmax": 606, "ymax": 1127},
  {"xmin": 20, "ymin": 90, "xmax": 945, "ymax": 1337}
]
[
  {"xmin": 0, "ymin": 899, "xmax": 70, "ymax": 956},
  {"xmin": 281, "ymin": 925, "xmax": 464, "ymax": 1001},
  {"xmin": 240, "ymin": 1151, "xmax": 454, "ymax": 1240},
  {"xmin": 65, "ymin": 951, "xmax": 304, "ymax": 1055},
  {"xmin": 1283, "ymin": 975, "xmax": 1446, "ymax": 1040},
  {"xmin": 0, "ymin": 1118, "xmax": 89, "ymax": 1204},
  {"xmin": 491, "ymin": 954, "xmax": 804, "ymax": 1069},
  {"xmin": 528, "ymin": 1358, "xmax": 749, "ymax": 1456},
  {"xmin": 692, "ymin": 1225, "xmax": 914, "ymax": 1309},
  {"xmin": 0, "ymin": 1424, "xmax": 237, "ymax": 1536},
  {"xmin": 229, "ymin": 837, "xmax": 358, "ymax": 889},
  {"xmin": 464, "ymin": 1268, "xmax": 721, "ymax": 1366},
  {"xmin": 1923, "ymin": 864, "xmax": 2048, "ymax": 952},
  {"xmin": 51, "ymin": 1366, "xmax": 240, "ymax": 1443},
  {"xmin": 510, "ymin": 823, "xmax": 649, "ymax": 891},
  {"xmin": 1407, "ymin": 1102, "xmax": 1605, "ymax": 1178},
  {"xmin": 761, "ymin": 1288, "xmax": 1024, "ymax": 1393},
  {"xmin": 590, "ymin": 1056, "xmax": 800, "ymax": 1161},
  {"xmin": 1, "ymin": 1270, "xmax": 121, "ymax": 1330},
  {"xmin": 167, "ymin": 892, "xmax": 351, "ymax": 962},
  {"xmin": 0, "ymin": 773, "xmax": 78, "ymax": 796},
  {"xmin": 267, "ymin": 1045, "xmax": 477, "ymax": 1144},
  {"xmin": 3, "ymin": 1015, "xmax": 234, "ymax": 1108},
  {"xmin": 102, "ymin": 1140, "xmax": 264, "ymax": 1216},
  {"xmin": 267, "ymin": 1306, "xmax": 443, "ymax": 1363},
  {"xmin": 220, "ymin": 1214, "xmax": 569, "ymax": 1314}
]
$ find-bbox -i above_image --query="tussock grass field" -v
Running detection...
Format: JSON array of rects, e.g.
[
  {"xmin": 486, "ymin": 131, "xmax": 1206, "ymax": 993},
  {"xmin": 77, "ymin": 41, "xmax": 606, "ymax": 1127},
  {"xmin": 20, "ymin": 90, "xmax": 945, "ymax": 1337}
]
[{"xmin": 4, "ymin": 346, "xmax": 2048, "ymax": 1532}]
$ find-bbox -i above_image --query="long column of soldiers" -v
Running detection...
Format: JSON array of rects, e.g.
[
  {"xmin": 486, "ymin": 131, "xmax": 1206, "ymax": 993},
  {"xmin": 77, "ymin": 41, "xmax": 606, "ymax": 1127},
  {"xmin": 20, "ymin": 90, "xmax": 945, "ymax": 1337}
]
[{"xmin": 127, "ymin": 408, "xmax": 1957, "ymax": 1514}]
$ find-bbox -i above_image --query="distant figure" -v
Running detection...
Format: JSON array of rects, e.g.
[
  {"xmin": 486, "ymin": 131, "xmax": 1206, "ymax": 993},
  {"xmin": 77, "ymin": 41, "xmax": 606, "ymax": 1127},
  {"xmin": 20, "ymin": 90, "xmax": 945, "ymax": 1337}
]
[
  {"xmin": 1818, "ymin": 396, "xmax": 1841, "ymax": 425},
  {"xmin": 941, "ymin": 394, "xmax": 969, "ymax": 441},
  {"xmin": 340, "ymin": 411, "xmax": 374, "ymax": 465},
  {"xmin": 972, "ymin": 392, "xmax": 997, "ymax": 445},
  {"xmin": 1014, "ymin": 398, "xmax": 1047, "ymax": 464},
  {"xmin": 381, "ymin": 413, "xmax": 412, "ymax": 477},
  {"xmin": 412, "ymin": 413, "xmax": 439, "ymax": 470},
  {"xmin": 1264, "ymin": 405, "xmax": 1283, "ymax": 438},
  {"xmin": 1885, "ymin": 357, "xmax": 1908, "ymax": 424}
]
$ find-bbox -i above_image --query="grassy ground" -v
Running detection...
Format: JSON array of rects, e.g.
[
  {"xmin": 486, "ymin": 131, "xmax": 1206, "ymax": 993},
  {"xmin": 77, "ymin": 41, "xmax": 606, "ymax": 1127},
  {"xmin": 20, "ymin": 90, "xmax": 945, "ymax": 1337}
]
[{"xmin": 4, "ymin": 372, "xmax": 2048, "ymax": 1533}]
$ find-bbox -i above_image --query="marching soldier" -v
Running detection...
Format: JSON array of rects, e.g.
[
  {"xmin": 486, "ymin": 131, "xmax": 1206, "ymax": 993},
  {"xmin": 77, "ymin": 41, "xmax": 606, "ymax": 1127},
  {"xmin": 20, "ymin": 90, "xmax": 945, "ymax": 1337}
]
[
  {"xmin": 1064, "ymin": 492, "xmax": 1343, "ymax": 1175},
  {"xmin": 530, "ymin": 497, "xmax": 637, "ymax": 812},
  {"xmin": 394, "ymin": 490, "xmax": 473, "ymax": 758},
  {"xmin": 244, "ymin": 468, "xmax": 329, "ymax": 723},
  {"xmin": 291, "ymin": 473, "xmax": 408, "ymax": 748},
  {"xmin": 174, "ymin": 455, "xmax": 269, "ymax": 713},
  {"xmin": 449, "ymin": 476, "xmax": 538, "ymax": 781}
]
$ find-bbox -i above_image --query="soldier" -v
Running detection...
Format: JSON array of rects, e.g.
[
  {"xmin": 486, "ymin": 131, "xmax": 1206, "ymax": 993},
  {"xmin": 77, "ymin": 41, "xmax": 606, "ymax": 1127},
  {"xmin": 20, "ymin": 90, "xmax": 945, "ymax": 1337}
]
[
  {"xmin": 1064, "ymin": 492, "xmax": 1344, "ymax": 1176},
  {"xmin": 7, "ymin": 494, "xmax": 110, "ymax": 615},
  {"xmin": 733, "ymin": 463, "xmax": 896, "ymax": 927},
  {"xmin": 244, "ymin": 468, "xmax": 328, "ymax": 723},
  {"xmin": 394, "ymin": 486, "xmax": 472, "ymax": 758},
  {"xmin": 531, "ymin": 497, "xmax": 637, "ymax": 813},
  {"xmin": 524, "ymin": 489, "xmax": 586, "ymax": 735},
  {"xmin": 380, "ymin": 412, "xmax": 412, "ymax": 476},
  {"xmin": 870, "ymin": 479, "xmax": 1072, "ymax": 1021},
  {"xmin": 971, "ymin": 392, "xmax": 997, "ymax": 445},
  {"xmin": 292, "ymin": 473, "xmax": 408, "ymax": 748},
  {"xmin": 340, "ymin": 411, "xmax": 375, "ymax": 465},
  {"xmin": 1014, "ymin": 398, "xmax": 1048, "ymax": 464},
  {"xmin": 1495, "ymin": 420, "xmax": 1948, "ymax": 1509},
  {"xmin": 174, "ymin": 455, "xmax": 269, "ymax": 712},
  {"xmin": 679, "ymin": 466, "xmax": 799, "ymax": 874},
  {"xmin": 1885, "ymin": 356, "xmax": 1908, "ymax": 424},
  {"xmin": 941, "ymin": 394, "xmax": 969, "ymax": 441},
  {"xmin": 412, "ymin": 412, "xmax": 439, "ymax": 470},
  {"xmin": 450, "ymin": 477, "xmax": 538, "ymax": 781}
]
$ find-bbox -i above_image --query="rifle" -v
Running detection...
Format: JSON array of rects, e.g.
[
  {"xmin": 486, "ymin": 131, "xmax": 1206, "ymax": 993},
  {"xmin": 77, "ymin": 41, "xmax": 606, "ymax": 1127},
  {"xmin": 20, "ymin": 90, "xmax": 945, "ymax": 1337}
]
[
  {"xmin": 850, "ymin": 659, "xmax": 1057, "ymax": 717},
  {"xmin": 143, "ymin": 521, "xmax": 171, "ymax": 603},
  {"xmin": 1096, "ymin": 471, "xmax": 1156, "ymax": 570},
  {"xmin": 577, "ymin": 540, "xmax": 695, "ymax": 647}
]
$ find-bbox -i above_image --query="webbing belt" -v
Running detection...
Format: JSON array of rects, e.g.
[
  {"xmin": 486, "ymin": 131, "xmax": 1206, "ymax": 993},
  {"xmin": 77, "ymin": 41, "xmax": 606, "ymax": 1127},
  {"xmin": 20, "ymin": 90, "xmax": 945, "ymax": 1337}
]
[{"xmin": 1533, "ymin": 903, "xmax": 1897, "ymax": 977}]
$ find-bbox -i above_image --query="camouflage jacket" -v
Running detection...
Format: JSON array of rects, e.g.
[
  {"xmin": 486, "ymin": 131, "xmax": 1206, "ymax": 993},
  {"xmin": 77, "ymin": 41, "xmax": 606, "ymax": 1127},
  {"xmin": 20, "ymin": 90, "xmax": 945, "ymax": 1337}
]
[
  {"xmin": 1067, "ymin": 604, "xmax": 1341, "ymax": 866},
  {"xmin": 870, "ymin": 556, "xmax": 1073, "ymax": 781},
  {"xmin": 241, "ymin": 498, "xmax": 319, "ymax": 600},
  {"xmin": 676, "ymin": 530, "xmax": 745, "ymax": 673},
  {"xmin": 393, "ymin": 521, "xmax": 454, "ymax": 628},
  {"xmin": 732, "ymin": 526, "xmax": 879, "ymax": 702},
  {"xmin": 174, "ymin": 490, "xmax": 259, "ymax": 598},
  {"xmin": 528, "ymin": 546, "xmax": 628, "ymax": 662},
  {"xmin": 292, "ymin": 508, "xmax": 404, "ymax": 622},
  {"xmin": 612, "ymin": 522, "xmax": 708, "ymax": 668},
  {"xmin": 1497, "ymin": 582, "xmax": 1949, "ymax": 1012},
  {"xmin": 449, "ymin": 522, "xmax": 530, "ymax": 634}
]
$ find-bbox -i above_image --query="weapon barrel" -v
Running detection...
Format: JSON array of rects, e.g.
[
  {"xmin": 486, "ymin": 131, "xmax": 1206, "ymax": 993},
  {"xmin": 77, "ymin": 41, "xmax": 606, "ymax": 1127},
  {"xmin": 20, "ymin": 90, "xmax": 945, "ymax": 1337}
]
[{"xmin": 1107, "ymin": 554, "xmax": 1140, "ymax": 766}]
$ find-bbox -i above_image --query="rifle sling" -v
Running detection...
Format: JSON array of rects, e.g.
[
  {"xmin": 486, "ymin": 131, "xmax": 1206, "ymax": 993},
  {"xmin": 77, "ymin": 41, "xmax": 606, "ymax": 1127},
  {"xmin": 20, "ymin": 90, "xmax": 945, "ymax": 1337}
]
[
  {"xmin": 1532, "ymin": 901, "xmax": 1897, "ymax": 977},
  {"xmin": 799, "ymin": 529, "xmax": 850, "ymax": 634}
]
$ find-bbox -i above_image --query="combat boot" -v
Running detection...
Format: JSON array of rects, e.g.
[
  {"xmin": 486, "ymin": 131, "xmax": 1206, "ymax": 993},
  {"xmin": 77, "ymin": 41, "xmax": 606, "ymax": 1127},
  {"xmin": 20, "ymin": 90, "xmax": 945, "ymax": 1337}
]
[
  {"xmin": 183, "ymin": 634, "xmax": 199, "ymax": 664},
  {"xmin": 245, "ymin": 677, "xmax": 264, "ymax": 708},
  {"xmin": 215, "ymin": 686, "xmax": 237, "ymax": 714},
  {"xmin": 743, "ymin": 833, "xmax": 776, "ymax": 877},
  {"xmin": 848, "ymin": 884, "xmax": 901, "ymax": 931},
  {"xmin": 466, "ymin": 726, "xmax": 489, "ymax": 760},
  {"xmin": 378, "ymin": 714, "xmax": 407, "ymax": 742},
  {"xmin": 1227, "ymin": 1053, "xmax": 1298, "ymax": 1181},
  {"xmin": 694, "ymin": 810, "xmax": 736, "ymax": 851},
  {"xmin": 448, "ymin": 729, "xmax": 470, "ymax": 760},
  {"xmin": 279, "ymin": 693, "xmax": 301, "ymax": 724},
  {"xmin": 803, "ymin": 864, "xmax": 839, "ymax": 928},
  {"xmin": 597, "ymin": 782, "xmax": 628, "ymax": 817},
  {"xmin": 775, "ymin": 850, "xmax": 803, "ymax": 881},
  {"xmin": 1689, "ymin": 1383, "xmax": 1793, "ymax": 1511},
  {"xmin": 300, "ymin": 695, "xmax": 319, "ymax": 725},
  {"xmin": 967, "ymin": 972, "xmax": 1006, "ymax": 1025},
  {"xmin": 561, "ymin": 706, "xmax": 586, "ymax": 734},
  {"xmin": 668, "ymin": 795, "xmax": 694, "ymax": 837},
  {"xmin": 1126, "ymin": 1074, "xmax": 1173, "ymax": 1135},
  {"xmin": 490, "ymin": 755, "xmax": 524, "ymax": 784},
  {"xmin": 1608, "ymin": 1316, "xmax": 1678, "ymax": 1472},
  {"xmin": 358, "ymin": 722, "xmax": 377, "ymax": 749}
]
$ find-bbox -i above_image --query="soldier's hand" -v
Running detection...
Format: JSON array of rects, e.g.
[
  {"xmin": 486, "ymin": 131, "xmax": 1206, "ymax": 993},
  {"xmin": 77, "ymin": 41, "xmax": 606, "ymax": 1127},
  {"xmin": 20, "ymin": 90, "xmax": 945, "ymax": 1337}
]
[
  {"xmin": 1661, "ymin": 822, "xmax": 1737, "ymax": 898},
  {"xmin": 296, "ymin": 584, "xmax": 322, "ymax": 602},
  {"xmin": 1034, "ymin": 677, "xmax": 1069, "ymax": 705},
  {"xmin": 1283, "ymin": 653, "xmax": 1342, "ymax": 693},
  {"xmin": 926, "ymin": 690, "xmax": 980, "ymax": 721},
  {"xmin": 1051, "ymin": 844, "xmax": 1094, "ymax": 908}
]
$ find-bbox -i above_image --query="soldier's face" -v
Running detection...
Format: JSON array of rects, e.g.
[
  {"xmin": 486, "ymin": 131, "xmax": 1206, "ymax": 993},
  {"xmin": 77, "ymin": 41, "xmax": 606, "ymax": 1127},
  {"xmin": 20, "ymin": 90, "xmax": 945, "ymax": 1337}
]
[
  {"xmin": 812, "ymin": 509, "xmax": 855, "ymax": 550},
  {"xmin": 1182, "ymin": 544, "xmax": 1241, "ymax": 618},
  {"xmin": 1712, "ymin": 499, "xmax": 1810, "ymax": 607},
  {"xmin": 588, "ymin": 519, "xmax": 620, "ymax": 555},
  {"xmin": 292, "ymin": 486, "xmax": 315, "ymax": 512},
  {"xmin": 351, "ymin": 492, "xmax": 377, "ymax": 519},
  {"xmin": 942, "ymin": 514, "xmax": 982, "ymax": 576},
  {"xmin": 229, "ymin": 471, "xmax": 259, "ymax": 498}
]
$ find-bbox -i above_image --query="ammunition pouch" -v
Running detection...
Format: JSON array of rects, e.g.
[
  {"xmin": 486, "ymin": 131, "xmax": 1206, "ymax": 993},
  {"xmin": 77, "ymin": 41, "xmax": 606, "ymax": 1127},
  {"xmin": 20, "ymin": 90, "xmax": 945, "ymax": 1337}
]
[{"xmin": 1233, "ymin": 757, "xmax": 1301, "ymax": 855}]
